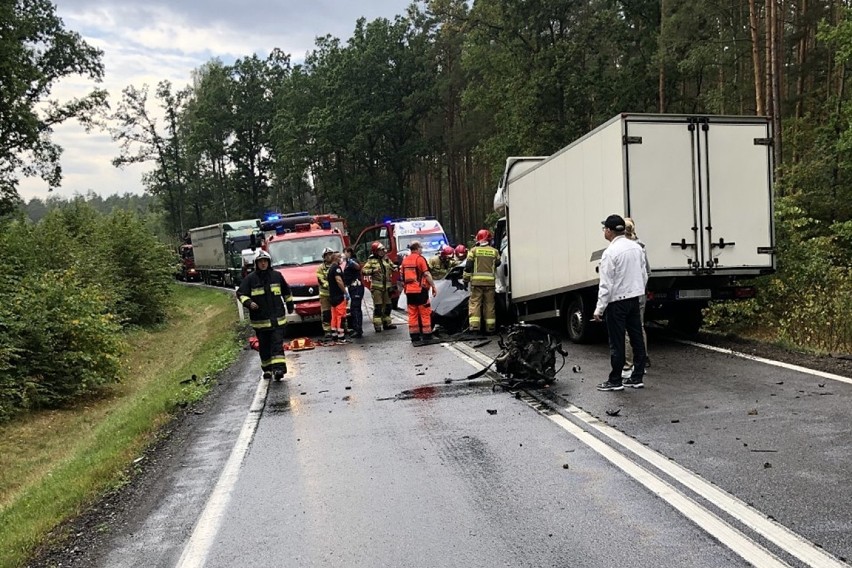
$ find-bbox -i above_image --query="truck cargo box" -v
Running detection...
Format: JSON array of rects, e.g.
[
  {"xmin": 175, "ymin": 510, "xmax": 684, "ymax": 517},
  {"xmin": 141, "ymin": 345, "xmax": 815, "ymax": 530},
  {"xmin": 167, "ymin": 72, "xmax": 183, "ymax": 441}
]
[{"xmin": 506, "ymin": 114, "xmax": 775, "ymax": 303}]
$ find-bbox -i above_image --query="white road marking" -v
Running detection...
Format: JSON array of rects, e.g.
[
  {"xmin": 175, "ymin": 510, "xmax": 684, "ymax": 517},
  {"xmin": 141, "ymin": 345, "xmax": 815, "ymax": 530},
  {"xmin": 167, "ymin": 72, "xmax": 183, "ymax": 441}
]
[
  {"xmin": 678, "ymin": 339, "xmax": 852, "ymax": 386},
  {"xmin": 449, "ymin": 342, "xmax": 851, "ymax": 568},
  {"xmin": 175, "ymin": 372, "xmax": 271, "ymax": 568}
]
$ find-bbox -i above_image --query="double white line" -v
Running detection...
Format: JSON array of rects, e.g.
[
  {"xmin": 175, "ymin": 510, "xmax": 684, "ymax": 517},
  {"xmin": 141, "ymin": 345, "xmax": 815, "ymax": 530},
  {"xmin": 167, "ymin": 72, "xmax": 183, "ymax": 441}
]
[{"xmin": 448, "ymin": 342, "xmax": 850, "ymax": 568}]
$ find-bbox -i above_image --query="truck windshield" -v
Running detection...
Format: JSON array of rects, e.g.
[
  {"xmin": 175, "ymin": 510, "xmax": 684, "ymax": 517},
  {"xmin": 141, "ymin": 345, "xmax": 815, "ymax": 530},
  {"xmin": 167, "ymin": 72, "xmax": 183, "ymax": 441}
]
[
  {"xmin": 398, "ymin": 234, "xmax": 448, "ymax": 256},
  {"xmin": 268, "ymin": 235, "xmax": 343, "ymax": 266}
]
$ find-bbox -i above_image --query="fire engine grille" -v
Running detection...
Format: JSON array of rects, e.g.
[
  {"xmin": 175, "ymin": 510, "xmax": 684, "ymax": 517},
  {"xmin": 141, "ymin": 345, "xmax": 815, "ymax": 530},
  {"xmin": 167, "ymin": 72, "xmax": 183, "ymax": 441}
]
[{"xmin": 289, "ymin": 285, "xmax": 318, "ymax": 299}]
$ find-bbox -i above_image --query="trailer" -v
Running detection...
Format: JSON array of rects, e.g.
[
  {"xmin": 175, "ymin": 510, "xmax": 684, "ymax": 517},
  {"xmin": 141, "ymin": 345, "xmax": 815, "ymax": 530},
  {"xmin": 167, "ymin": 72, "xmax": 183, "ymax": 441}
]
[
  {"xmin": 495, "ymin": 114, "xmax": 776, "ymax": 342},
  {"xmin": 188, "ymin": 219, "xmax": 263, "ymax": 287}
]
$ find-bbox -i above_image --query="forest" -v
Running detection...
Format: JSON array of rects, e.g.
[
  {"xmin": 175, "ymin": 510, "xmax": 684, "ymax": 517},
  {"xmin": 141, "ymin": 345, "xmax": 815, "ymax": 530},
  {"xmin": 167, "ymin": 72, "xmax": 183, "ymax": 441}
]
[{"xmin": 2, "ymin": 0, "xmax": 852, "ymax": 407}]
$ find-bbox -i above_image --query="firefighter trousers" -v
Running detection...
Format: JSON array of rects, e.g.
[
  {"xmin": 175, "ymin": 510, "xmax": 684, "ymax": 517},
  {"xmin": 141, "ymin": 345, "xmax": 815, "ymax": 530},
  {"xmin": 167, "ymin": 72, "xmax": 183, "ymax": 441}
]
[
  {"xmin": 256, "ymin": 326, "xmax": 286, "ymax": 374},
  {"xmin": 371, "ymin": 288, "xmax": 393, "ymax": 330},
  {"xmin": 468, "ymin": 285, "xmax": 496, "ymax": 332},
  {"xmin": 320, "ymin": 295, "xmax": 331, "ymax": 333}
]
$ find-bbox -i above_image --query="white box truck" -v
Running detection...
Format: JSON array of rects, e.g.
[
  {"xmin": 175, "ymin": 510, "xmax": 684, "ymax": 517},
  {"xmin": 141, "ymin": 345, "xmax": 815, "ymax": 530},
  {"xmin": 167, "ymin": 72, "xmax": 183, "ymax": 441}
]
[
  {"xmin": 493, "ymin": 114, "xmax": 775, "ymax": 342},
  {"xmin": 188, "ymin": 219, "xmax": 263, "ymax": 287}
]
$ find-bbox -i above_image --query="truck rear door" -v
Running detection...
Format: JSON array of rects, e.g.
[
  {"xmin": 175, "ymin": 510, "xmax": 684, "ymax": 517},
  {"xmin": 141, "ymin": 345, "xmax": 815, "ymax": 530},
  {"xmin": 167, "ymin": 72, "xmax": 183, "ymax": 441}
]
[{"xmin": 624, "ymin": 116, "xmax": 774, "ymax": 275}]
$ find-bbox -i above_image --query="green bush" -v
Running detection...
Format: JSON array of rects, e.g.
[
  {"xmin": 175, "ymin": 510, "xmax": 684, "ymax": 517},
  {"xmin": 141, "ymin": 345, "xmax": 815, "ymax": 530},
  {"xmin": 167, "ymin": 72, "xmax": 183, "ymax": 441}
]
[{"xmin": 0, "ymin": 270, "xmax": 124, "ymax": 420}]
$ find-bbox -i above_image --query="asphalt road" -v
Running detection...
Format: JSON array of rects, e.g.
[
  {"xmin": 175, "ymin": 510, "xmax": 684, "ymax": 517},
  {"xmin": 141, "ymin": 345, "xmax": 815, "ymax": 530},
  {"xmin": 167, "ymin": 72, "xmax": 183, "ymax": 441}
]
[{"xmin": 63, "ymin": 304, "xmax": 852, "ymax": 568}]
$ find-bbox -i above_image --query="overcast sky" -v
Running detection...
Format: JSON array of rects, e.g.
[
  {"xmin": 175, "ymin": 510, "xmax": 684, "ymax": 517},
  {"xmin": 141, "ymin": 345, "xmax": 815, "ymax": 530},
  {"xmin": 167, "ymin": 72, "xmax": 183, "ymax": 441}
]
[{"xmin": 19, "ymin": 0, "xmax": 415, "ymax": 202}]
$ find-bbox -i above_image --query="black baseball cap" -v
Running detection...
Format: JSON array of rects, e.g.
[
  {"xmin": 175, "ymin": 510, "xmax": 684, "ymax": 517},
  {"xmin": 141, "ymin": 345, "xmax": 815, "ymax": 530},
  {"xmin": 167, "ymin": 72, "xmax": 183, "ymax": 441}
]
[{"xmin": 602, "ymin": 214, "xmax": 626, "ymax": 231}]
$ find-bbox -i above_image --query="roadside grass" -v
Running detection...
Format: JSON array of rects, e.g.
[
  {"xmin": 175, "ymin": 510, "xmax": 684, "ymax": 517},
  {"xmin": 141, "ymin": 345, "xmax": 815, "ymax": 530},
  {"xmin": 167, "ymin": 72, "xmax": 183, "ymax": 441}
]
[{"xmin": 0, "ymin": 285, "xmax": 242, "ymax": 568}]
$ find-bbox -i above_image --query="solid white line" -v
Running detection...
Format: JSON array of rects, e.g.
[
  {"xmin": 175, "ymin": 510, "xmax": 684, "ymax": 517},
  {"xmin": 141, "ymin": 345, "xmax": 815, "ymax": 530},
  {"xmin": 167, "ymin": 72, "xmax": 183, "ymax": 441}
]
[
  {"xmin": 175, "ymin": 374, "xmax": 270, "ymax": 568},
  {"xmin": 449, "ymin": 343, "xmax": 850, "ymax": 568},
  {"xmin": 678, "ymin": 339, "xmax": 852, "ymax": 386}
]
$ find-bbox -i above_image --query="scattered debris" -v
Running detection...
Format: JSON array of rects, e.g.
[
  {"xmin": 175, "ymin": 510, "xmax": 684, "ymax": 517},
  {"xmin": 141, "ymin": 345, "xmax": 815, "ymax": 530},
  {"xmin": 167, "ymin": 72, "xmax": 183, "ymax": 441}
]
[
  {"xmin": 179, "ymin": 374, "xmax": 198, "ymax": 385},
  {"xmin": 562, "ymin": 464, "xmax": 570, "ymax": 470},
  {"xmin": 318, "ymin": 390, "xmax": 329, "ymax": 394},
  {"xmin": 473, "ymin": 340, "xmax": 491, "ymax": 348},
  {"xmin": 572, "ymin": 366, "xmax": 581, "ymax": 373},
  {"xmin": 750, "ymin": 449, "xmax": 778, "ymax": 453},
  {"xmin": 416, "ymin": 372, "xmax": 425, "ymax": 376},
  {"xmin": 345, "ymin": 386, "xmax": 352, "ymax": 390},
  {"xmin": 748, "ymin": 408, "xmax": 759, "ymax": 415},
  {"xmin": 415, "ymin": 364, "xmax": 423, "ymax": 367},
  {"xmin": 687, "ymin": 440, "xmax": 695, "ymax": 445},
  {"xmin": 300, "ymin": 392, "xmax": 307, "ymax": 395},
  {"xmin": 487, "ymin": 409, "xmax": 498, "ymax": 415},
  {"xmin": 605, "ymin": 407, "xmax": 622, "ymax": 417},
  {"xmin": 775, "ymin": 381, "xmax": 784, "ymax": 385},
  {"xmin": 671, "ymin": 419, "xmax": 680, "ymax": 423},
  {"xmin": 444, "ymin": 378, "xmax": 453, "ymax": 384},
  {"xmin": 763, "ymin": 462, "xmax": 772, "ymax": 469},
  {"xmin": 818, "ymin": 383, "xmax": 826, "ymax": 388},
  {"xmin": 342, "ymin": 396, "xmax": 351, "ymax": 401}
]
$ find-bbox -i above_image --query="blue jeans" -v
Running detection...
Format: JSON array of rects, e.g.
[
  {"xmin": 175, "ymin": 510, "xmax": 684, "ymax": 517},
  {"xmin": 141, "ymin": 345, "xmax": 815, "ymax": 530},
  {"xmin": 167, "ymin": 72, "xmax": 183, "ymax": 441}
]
[{"xmin": 605, "ymin": 297, "xmax": 646, "ymax": 383}]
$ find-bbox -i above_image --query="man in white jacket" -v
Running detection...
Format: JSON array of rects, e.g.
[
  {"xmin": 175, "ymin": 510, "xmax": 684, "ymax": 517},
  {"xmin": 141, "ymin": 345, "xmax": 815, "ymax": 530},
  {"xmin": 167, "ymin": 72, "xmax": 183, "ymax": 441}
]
[{"xmin": 593, "ymin": 214, "xmax": 649, "ymax": 391}]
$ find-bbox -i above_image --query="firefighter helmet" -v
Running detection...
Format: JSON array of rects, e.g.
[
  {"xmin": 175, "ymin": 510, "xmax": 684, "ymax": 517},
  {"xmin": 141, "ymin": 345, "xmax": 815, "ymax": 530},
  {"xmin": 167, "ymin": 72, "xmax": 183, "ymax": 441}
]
[
  {"xmin": 370, "ymin": 241, "xmax": 385, "ymax": 255},
  {"xmin": 440, "ymin": 245, "xmax": 454, "ymax": 259},
  {"xmin": 254, "ymin": 250, "xmax": 272, "ymax": 266},
  {"xmin": 322, "ymin": 247, "xmax": 334, "ymax": 258},
  {"xmin": 475, "ymin": 229, "xmax": 492, "ymax": 244},
  {"xmin": 454, "ymin": 244, "xmax": 467, "ymax": 260}
]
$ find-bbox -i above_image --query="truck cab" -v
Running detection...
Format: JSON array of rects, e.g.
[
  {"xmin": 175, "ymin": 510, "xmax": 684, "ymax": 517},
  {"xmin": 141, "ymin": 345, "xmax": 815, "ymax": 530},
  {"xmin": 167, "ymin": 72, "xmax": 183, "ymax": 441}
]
[
  {"xmin": 262, "ymin": 214, "xmax": 350, "ymax": 325},
  {"xmin": 352, "ymin": 217, "xmax": 450, "ymax": 301}
]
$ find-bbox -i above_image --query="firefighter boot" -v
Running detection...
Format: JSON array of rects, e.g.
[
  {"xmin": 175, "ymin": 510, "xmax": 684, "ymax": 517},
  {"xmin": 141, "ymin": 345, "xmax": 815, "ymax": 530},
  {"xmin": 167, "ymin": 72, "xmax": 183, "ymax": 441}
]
[
  {"xmin": 274, "ymin": 364, "xmax": 286, "ymax": 381},
  {"xmin": 415, "ymin": 333, "xmax": 439, "ymax": 347},
  {"xmin": 410, "ymin": 333, "xmax": 421, "ymax": 344},
  {"xmin": 383, "ymin": 323, "xmax": 398, "ymax": 330},
  {"xmin": 262, "ymin": 371, "xmax": 273, "ymax": 380}
]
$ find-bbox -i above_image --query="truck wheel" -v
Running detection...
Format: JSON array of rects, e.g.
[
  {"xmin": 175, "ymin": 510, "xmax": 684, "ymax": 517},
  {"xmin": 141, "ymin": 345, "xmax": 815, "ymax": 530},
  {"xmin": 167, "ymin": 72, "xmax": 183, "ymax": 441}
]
[
  {"xmin": 669, "ymin": 305, "xmax": 704, "ymax": 336},
  {"xmin": 565, "ymin": 294, "xmax": 596, "ymax": 344}
]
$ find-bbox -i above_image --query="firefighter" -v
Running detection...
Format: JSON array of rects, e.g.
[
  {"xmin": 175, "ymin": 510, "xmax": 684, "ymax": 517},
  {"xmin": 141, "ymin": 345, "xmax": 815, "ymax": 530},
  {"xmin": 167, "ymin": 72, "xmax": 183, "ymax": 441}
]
[
  {"xmin": 361, "ymin": 242, "xmax": 398, "ymax": 332},
  {"xmin": 428, "ymin": 245, "xmax": 457, "ymax": 280},
  {"xmin": 317, "ymin": 247, "xmax": 335, "ymax": 338},
  {"xmin": 454, "ymin": 244, "xmax": 468, "ymax": 263},
  {"xmin": 401, "ymin": 241, "xmax": 438, "ymax": 344},
  {"xmin": 463, "ymin": 229, "xmax": 500, "ymax": 334},
  {"xmin": 237, "ymin": 250, "xmax": 294, "ymax": 380}
]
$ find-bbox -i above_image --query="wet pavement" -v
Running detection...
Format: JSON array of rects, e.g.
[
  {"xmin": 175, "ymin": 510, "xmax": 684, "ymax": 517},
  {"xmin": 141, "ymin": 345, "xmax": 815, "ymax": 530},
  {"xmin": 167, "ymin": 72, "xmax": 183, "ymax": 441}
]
[{"xmin": 72, "ymin": 300, "xmax": 852, "ymax": 568}]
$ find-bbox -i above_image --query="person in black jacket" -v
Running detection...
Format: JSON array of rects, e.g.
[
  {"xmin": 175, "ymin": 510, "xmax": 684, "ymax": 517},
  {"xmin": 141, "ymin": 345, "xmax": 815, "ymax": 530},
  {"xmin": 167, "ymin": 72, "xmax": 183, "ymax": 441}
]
[{"xmin": 237, "ymin": 250, "xmax": 294, "ymax": 380}]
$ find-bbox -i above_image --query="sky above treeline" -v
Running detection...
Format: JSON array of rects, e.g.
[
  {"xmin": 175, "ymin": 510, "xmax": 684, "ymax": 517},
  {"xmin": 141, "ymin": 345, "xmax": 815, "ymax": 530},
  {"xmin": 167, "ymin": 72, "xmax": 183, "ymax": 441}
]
[{"xmin": 19, "ymin": 0, "xmax": 415, "ymax": 202}]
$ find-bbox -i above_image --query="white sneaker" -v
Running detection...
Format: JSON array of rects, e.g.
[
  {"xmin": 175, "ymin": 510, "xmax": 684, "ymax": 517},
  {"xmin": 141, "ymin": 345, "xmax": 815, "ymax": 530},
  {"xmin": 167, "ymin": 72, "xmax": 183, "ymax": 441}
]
[{"xmin": 621, "ymin": 368, "xmax": 633, "ymax": 380}]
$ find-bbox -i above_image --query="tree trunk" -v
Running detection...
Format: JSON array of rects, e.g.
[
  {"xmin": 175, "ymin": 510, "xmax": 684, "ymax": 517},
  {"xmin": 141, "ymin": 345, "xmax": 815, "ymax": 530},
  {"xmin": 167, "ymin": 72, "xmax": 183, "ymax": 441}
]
[
  {"xmin": 749, "ymin": 0, "xmax": 765, "ymax": 115},
  {"xmin": 770, "ymin": 0, "xmax": 783, "ymax": 179}
]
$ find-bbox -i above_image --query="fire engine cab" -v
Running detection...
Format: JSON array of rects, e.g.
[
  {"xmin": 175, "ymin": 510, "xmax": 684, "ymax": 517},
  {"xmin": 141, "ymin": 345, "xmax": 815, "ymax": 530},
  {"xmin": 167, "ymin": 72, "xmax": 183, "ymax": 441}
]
[{"xmin": 261, "ymin": 212, "xmax": 350, "ymax": 325}]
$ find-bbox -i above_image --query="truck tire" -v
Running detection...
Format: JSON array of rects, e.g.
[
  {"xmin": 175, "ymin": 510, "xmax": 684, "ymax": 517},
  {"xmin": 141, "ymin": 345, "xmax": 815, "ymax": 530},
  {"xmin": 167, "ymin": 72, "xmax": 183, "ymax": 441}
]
[
  {"xmin": 565, "ymin": 294, "xmax": 598, "ymax": 344},
  {"xmin": 668, "ymin": 304, "xmax": 704, "ymax": 336}
]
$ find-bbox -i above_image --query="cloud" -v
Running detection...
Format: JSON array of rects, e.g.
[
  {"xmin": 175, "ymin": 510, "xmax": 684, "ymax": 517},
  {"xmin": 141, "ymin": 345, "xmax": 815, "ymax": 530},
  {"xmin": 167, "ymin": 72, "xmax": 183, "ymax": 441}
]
[{"xmin": 17, "ymin": 0, "xmax": 414, "ymax": 202}]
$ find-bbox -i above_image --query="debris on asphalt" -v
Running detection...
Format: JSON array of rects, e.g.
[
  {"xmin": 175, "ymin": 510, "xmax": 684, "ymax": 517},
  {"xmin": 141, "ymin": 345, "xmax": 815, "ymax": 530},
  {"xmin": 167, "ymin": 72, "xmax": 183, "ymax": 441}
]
[
  {"xmin": 764, "ymin": 462, "xmax": 772, "ymax": 468},
  {"xmin": 750, "ymin": 449, "xmax": 778, "ymax": 453},
  {"xmin": 473, "ymin": 340, "xmax": 491, "ymax": 348},
  {"xmin": 572, "ymin": 366, "xmax": 581, "ymax": 373},
  {"xmin": 487, "ymin": 409, "xmax": 498, "ymax": 415},
  {"xmin": 342, "ymin": 396, "xmax": 351, "ymax": 401},
  {"xmin": 444, "ymin": 378, "xmax": 453, "ymax": 384},
  {"xmin": 562, "ymin": 464, "xmax": 570, "ymax": 469},
  {"xmin": 687, "ymin": 440, "xmax": 695, "ymax": 444},
  {"xmin": 416, "ymin": 372, "xmax": 425, "ymax": 376},
  {"xmin": 748, "ymin": 408, "xmax": 758, "ymax": 415},
  {"xmin": 605, "ymin": 407, "xmax": 622, "ymax": 417},
  {"xmin": 671, "ymin": 419, "xmax": 680, "ymax": 423},
  {"xmin": 775, "ymin": 381, "xmax": 784, "ymax": 385},
  {"xmin": 345, "ymin": 386, "xmax": 352, "ymax": 390}
]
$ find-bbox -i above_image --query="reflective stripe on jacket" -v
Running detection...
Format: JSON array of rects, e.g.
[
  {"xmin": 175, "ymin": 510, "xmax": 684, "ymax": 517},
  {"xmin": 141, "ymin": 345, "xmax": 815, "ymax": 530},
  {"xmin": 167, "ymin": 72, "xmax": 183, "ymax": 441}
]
[
  {"xmin": 316, "ymin": 262, "xmax": 332, "ymax": 296},
  {"xmin": 362, "ymin": 256, "xmax": 395, "ymax": 291},
  {"xmin": 236, "ymin": 268, "xmax": 293, "ymax": 329},
  {"xmin": 463, "ymin": 245, "xmax": 499, "ymax": 287}
]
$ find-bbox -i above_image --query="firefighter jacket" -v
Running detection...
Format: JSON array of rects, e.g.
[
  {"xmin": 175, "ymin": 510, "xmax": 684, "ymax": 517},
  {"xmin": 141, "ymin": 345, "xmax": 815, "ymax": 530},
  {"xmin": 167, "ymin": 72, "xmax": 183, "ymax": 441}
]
[
  {"xmin": 237, "ymin": 267, "xmax": 294, "ymax": 329},
  {"xmin": 362, "ymin": 255, "xmax": 395, "ymax": 291},
  {"xmin": 463, "ymin": 245, "xmax": 499, "ymax": 287},
  {"xmin": 316, "ymin": 261, "xmax": 333, "ymax": 296},
  {"xmin": 428, "ymin": 255, "xmax": 457, "ymax": 280},
  {"xmin": 402, "ymin": 252, "xmax": 431, "ymax": 294}
]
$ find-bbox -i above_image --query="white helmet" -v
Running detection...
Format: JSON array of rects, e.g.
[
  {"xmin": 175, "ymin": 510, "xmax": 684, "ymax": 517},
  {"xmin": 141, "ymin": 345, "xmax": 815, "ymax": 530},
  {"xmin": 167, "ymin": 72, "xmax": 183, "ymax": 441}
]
[
  {"xmin": 254, "ymin": 250, "xmax": 272, "ymax": 267},
  {"xmin": 322, "ymin": 247, "xmax": 335, "ymax": 258}
]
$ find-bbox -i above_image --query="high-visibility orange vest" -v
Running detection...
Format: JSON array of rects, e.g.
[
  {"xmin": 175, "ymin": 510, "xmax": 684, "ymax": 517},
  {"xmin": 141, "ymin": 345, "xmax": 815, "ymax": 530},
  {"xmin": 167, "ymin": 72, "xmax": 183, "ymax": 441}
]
[{"xmin": 401, "ymin": 253, "xmax": 429, "ymax": 294}]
